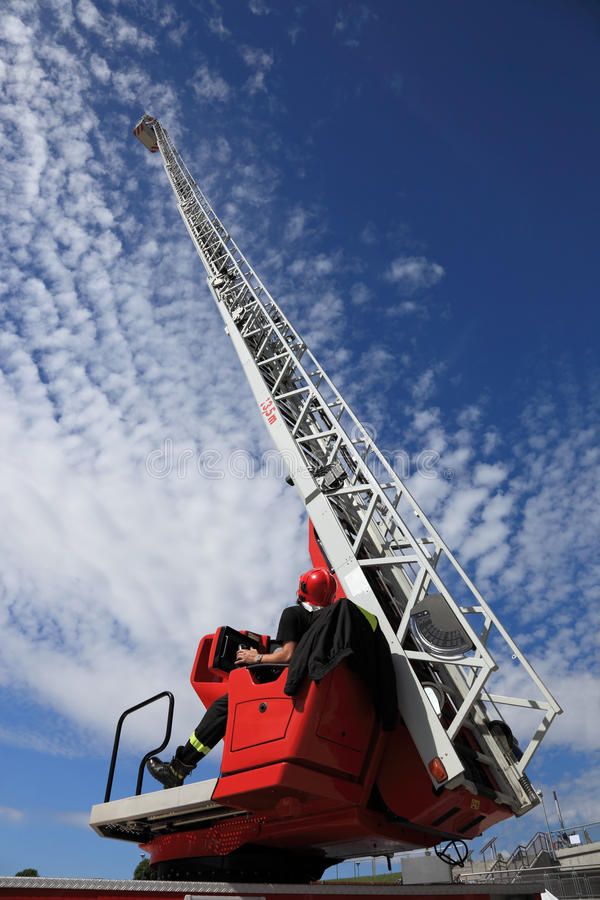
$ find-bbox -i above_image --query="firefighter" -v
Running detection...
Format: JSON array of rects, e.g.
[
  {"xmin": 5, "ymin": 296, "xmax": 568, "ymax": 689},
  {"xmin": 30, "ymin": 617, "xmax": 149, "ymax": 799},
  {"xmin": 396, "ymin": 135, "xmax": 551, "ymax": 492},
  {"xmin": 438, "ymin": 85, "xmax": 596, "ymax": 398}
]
[{"xmin": 147, "ymin": 568, "xmax": 336, "ymax": 788}]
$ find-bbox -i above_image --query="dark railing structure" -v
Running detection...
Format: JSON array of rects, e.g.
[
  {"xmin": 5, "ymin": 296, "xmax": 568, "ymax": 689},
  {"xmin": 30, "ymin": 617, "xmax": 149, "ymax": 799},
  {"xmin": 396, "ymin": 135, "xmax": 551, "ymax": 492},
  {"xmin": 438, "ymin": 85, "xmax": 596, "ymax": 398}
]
[
  {"xmin": 540, "ymin": 865, "xmax": 600, "ymax": 899},
  {"xmin": 459, "ymin": 864, "xmax": 600, "ymax": 899},
  {"xmin": 483, "ymin": 820, "xmax": 600, "ymax": 878},
  {"xmin": 104, "ymin": 691, "xmax": 174, "ymax": 802},
  {"xmin": 550, "ymin": 821, "xmax": 600, "ymax": 849},
  {"xmin": 489, "ymin": 830, "xmax": 555, "ymax": 874},
  {"xmin": 457, "ymin": 820, "xmax": 600, "ymax": 899}
]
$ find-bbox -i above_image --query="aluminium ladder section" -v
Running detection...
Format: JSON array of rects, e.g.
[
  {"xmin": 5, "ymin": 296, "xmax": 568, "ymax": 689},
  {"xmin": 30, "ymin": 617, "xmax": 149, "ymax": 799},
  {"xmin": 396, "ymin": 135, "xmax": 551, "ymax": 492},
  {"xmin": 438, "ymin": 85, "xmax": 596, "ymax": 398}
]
[{"xmin": 141, "ymin": 116, "xmax": 560, "ymax": 814}]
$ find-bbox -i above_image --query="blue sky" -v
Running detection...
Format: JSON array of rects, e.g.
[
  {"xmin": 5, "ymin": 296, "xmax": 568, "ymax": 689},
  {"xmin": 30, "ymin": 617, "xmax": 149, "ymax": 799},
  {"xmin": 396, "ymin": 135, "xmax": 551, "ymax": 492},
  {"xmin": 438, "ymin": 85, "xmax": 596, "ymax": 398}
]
[{"xmin": 0, "ymin": 0, "xmax": 598, "ymax": 881}]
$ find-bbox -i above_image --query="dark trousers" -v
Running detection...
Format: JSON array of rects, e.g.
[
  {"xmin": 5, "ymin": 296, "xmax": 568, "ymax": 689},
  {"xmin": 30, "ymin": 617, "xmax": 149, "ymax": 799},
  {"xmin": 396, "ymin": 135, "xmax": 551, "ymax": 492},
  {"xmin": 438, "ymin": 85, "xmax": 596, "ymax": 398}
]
[
  {"xmin": 194, "ymin": 694, "xmax": 229, "ymax": 747},
  {"xmin": 178, "ymin": 694, "xmax": 229, "ymax": 766}
]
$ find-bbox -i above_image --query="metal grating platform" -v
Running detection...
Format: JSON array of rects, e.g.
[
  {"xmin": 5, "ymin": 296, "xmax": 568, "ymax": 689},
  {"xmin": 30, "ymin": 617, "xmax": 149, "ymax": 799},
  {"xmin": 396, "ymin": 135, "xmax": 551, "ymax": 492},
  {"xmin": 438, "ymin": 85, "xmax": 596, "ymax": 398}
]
[
  {"xmin": 90, "ymin": 778, "xmax": 242, "ymax": 842},
  {"xmin": 0, "ymin": 876, "xmax": 545, "ymax": 896}
]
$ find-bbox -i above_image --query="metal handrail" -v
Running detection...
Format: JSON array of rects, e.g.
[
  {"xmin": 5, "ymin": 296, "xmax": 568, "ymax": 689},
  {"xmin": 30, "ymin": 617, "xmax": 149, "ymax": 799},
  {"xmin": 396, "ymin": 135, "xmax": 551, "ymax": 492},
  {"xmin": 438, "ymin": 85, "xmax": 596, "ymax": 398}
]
[
  {"xmin": 490, "ymin": 830, "xmax": 555, "ymax": 872},
  {"xmin": 459, "ymin": 863, "xmax": 600, "ymax": 900},
  {"xmin": 484, "ymin": 819, "xmax": 600, "ymax": 880},
  {"xmin": 551, "ymin": 821, "xmax": 600, "ymax": 846},
  {"xmin": 460, "ymin": 863, "xmax": 600, "ymax": 879},
  {"xmin": 552, "ymin": 820, "xmax": 600, "ymax": 834},
  {"xmin": 104, "ymin": 691, "xmax": 174, "ymax": 802}
]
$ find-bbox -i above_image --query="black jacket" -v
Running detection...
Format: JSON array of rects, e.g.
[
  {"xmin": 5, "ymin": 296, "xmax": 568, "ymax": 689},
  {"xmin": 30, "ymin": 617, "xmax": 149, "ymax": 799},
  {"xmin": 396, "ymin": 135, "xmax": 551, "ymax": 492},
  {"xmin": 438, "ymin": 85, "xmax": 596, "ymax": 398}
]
[{"xmin": 284, "ymin": 598, "xmax": 398, "ymax": 730}]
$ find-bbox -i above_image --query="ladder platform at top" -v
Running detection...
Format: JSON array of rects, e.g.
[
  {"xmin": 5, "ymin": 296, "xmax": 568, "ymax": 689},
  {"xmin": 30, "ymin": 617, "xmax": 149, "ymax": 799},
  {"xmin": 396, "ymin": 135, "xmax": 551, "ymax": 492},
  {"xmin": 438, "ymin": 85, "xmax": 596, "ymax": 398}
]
[{"xmin": 90, "ymin": 778, "xmax": 241, "ymax": 843}]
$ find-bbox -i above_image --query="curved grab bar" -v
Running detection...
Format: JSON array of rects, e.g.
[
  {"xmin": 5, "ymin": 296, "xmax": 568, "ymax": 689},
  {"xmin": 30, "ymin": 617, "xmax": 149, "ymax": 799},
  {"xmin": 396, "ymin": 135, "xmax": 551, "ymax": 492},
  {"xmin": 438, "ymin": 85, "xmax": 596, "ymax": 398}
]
[{"xmin": 104, "ymin": 690, "xmax": 174, "ymax": 802}]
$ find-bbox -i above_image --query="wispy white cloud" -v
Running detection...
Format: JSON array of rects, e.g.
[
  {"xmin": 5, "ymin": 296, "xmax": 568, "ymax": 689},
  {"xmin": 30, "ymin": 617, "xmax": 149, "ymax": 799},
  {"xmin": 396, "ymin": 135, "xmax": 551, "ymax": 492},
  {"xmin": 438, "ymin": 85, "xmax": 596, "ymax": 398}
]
[
  {"xmin": 240, "ymin": 45, "xmax": 274, "ymax": 95},
  {"xmin": 0, "ymin": 39, "xmax": 359, "ymax": 768},
  {"xmin": 0, "ymin": 1, "xmax": 306, "ymax": 753},
  {"xmin": 540, "ymin": 769, "xmax": 600, "ymax": 828},
  {"xmin": 249, "ymin": 0, "xmax": 270, "ymax": 14},
  {"xmin": 387, "ymin": 299, "xmax": 420, "ymax": 316},
  {"xmin": 284, "ymin": 206, "xmax": 309, "ymax": 242},
  {"xmin": 0, "ymin": 806, "xmax": 25, "ymax": 823},
  {"xmin": 396, "ymin": 366, "xmax": 600, "ymax": 760},
  {"xmin": 53, "ymin": 811, "xmax": 91, "ymax": 828},
  {"xmin": 75, "ymin": 0, "xmax": 156, "ymax": 51},
  {"xmin": 214, "ymin": 136, "xmax": 232, "ymax": 163},
  {"xmin": 208, "ymin": 14, "xmax": 230, "ymax": 39},
  {"xmin": 167, "ymin": 21, "xmax": 188, "ymax": 45},
  {"xmin": 288, "ymin": 251, "xmax": 342, "ymax": 278},
  {"xmin": 411, "ymin": 366, "xmax": 440, "ymax": 405},
  {"xmin": 89, "ymin": 52, "xmax": 110, "ymax": 83},
  {"xmin": 333, "ymin": 3, "xmax": 377, "ymax": 48},
  {"xmin": 75, "ymin": 0, "xmax": 102, "ymax": 32},
  {"xmin": 350, "ymin": 282, "xmax": 372, "ymax": 306},
  {"xmin": 288, "ymin": 24, "xmax": 303, "ymax": 45},
  {"xmin": 191, "ymin": 63, "xmax": 231, "ymax": 103},
  {"xmin": 158, "ymin": 4, "xmax": 189, "ymax": 45},
  {"xmin": 385, "ymin": 255, "xmax": 445, "ymax": 293},
  {"xmin": 1, "ymin": 12, "xmax": 32, "ymax": 43},
  {"xmin": 360, "ymin": 221, "xmax": 378, "ymax": 245}
]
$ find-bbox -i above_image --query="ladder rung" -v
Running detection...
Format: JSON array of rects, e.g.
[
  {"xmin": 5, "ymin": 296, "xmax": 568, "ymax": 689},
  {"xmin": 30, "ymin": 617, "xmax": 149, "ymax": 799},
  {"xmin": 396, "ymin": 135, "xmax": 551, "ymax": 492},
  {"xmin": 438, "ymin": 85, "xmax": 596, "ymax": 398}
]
[
  {"xmin": 329, "ymin": 483, "xmax": 372, "ymax": 495},
  {"xmin": 389, "ymin": 539, "xmax": 435, "ymax": 550},
  {"xmin": 359, "ymin": 555, "xmax": 421, "ymax": 567},
  {"xmin": 257, "ymin": 351, "xmax": 288, "ymax": 367},
  {"xmin": 297, "ymin": 429, "xmax": 337, "ymax": 444},
  {"xmin": 275, "ymin": 386, "xmax": 311, "ymax": 401}
]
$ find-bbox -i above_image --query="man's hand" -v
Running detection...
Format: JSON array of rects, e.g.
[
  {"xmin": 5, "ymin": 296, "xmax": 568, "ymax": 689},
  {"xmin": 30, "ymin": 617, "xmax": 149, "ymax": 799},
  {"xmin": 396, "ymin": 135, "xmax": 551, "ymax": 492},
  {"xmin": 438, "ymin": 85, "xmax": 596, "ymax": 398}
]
[
  {"xmin": 235, "ymin": 641, "xmax": 296, "ymax": 666},
  {"xmin": 235, "ymin": 648, "xmax": 262, "ymax": 666}
]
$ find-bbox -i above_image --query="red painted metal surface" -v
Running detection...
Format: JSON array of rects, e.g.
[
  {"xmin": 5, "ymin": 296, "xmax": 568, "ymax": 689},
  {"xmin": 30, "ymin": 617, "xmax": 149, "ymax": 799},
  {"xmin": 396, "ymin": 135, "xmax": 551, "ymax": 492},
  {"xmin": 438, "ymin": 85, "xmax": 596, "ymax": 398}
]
[
  {"xmin": 308, "ymin": 524, "xmax": 344, "ymax": 601},
  {"xmin": 376, "ymin": 725, "xmax": 512, "ymax": 840},
  {"xmin": 219, "ymin": 664, "xmax": 377, "ymax": 781},
  {"xmin": 190, "ymin": 633, "xmax": 227, "ymax": 709}
]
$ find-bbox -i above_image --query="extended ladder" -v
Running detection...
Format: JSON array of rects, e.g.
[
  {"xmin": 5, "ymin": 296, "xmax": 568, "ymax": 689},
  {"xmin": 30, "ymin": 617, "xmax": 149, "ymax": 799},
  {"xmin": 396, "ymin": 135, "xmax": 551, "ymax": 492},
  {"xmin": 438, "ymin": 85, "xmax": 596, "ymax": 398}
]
[{"xmin": 133, "ymin": 115, "xmax": 561, "ymax": 816}]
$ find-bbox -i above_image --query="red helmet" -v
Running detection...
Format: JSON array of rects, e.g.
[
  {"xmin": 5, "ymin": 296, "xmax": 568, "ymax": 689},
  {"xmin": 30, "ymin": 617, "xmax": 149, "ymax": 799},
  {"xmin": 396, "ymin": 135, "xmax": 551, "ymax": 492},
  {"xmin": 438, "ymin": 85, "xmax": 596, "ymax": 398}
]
[{"xmin": 297, "ymin": 568, "xmax": 336, "ymax": 608}]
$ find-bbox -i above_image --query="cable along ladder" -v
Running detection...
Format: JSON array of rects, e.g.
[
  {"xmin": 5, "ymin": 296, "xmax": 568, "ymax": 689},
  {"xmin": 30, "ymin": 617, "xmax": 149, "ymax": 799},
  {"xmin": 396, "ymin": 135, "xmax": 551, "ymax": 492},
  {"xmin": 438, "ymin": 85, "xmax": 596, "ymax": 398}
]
[{"xmin": 134, "ymin": 115, "xmax": 561, "ymax": 818}]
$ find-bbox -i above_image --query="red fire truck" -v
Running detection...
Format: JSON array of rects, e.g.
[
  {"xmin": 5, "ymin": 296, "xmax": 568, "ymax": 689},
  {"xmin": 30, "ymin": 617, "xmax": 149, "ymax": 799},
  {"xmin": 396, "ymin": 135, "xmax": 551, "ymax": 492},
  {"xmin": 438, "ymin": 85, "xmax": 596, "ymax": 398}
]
[{"xmin": 84, "ymin": 116, "xmax": 561, "ymax": 885}]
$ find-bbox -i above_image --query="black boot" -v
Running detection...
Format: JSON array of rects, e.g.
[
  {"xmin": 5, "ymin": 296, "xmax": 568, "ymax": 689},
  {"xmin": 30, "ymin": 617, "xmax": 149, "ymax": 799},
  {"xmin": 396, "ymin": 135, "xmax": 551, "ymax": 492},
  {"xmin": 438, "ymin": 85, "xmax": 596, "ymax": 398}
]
[{"xmin": 146, "ymin": 749, "xmax": 196, "ymax": 789}]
